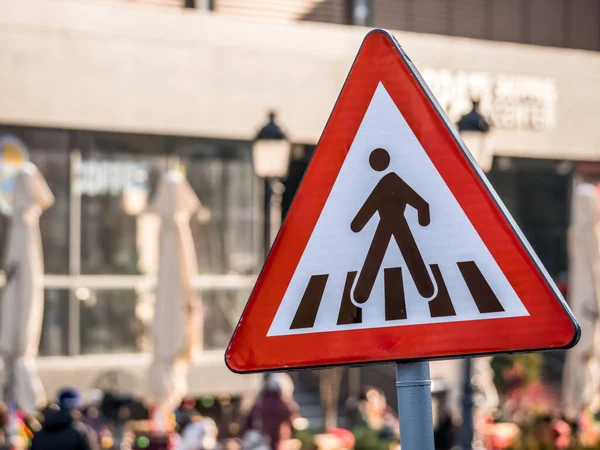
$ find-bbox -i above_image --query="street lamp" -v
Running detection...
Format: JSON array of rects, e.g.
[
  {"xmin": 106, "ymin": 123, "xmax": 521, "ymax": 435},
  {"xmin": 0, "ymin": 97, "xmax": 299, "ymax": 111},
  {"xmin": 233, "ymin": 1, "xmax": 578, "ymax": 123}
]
[
  {"xmin": 457, "ymin": 100, "xmax": 492, "ymax": 172},
  {"xmin": 457, "ymin": 100, "xmax": 491, "ymax": 450},
  {"xmin": 253, "ymin": 111, "xmax": 292, "ymax": 259}
]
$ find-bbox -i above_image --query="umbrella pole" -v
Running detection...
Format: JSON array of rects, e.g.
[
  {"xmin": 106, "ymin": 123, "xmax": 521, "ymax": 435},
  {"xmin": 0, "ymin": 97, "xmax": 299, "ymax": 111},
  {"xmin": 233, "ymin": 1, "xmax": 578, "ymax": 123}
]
[{"xmin": 3, "ymin": 356, "xmax": 18, "ymax": 443}]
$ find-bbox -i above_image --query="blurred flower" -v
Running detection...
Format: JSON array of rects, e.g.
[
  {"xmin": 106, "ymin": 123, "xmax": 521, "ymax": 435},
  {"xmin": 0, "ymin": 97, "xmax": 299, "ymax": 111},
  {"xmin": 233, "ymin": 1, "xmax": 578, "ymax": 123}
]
[
  {"xmin": 327, "ymin": 428, "xmax": 355, "ymax": 449},
  {"xmin": 487, "ymin": 422, "xmax": 520, "ymax": 449},
  {"xmin": 580, "ymin": 407, "xmax": 600, "ymax": 446},
  {"xmin": 552, "ymin": 419, "xmax": 571, "ymax": 449}
]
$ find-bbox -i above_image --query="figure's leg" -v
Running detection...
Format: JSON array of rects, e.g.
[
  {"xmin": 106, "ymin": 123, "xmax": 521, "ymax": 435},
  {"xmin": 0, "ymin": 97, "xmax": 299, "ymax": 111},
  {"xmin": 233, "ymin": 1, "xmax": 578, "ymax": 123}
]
[
  {"xmin": 393, "ymin": 225, "xmax": 435, "ymax": 298},
  {"xmin": 354, "ymin": 225, "xmax": 392, "ymax": 304}
]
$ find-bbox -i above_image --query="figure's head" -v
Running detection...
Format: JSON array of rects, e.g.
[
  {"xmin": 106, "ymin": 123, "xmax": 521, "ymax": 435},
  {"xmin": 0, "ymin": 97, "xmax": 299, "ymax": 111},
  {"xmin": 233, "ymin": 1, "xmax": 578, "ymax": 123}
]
[
  {"xmin": 369, "ymin": 148, "xmax": 390, "ymax": 171},
  {"xmin": 57, "ymin": 387, "xmax": 82, "ymax": 411},
  {"xmin": 263, "ymin": 373, "xmax": 282, "ymax": 394}
]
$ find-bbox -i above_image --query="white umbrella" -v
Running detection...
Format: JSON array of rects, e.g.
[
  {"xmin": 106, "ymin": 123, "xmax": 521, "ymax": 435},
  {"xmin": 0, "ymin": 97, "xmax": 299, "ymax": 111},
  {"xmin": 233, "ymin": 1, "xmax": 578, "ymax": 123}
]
[
  {"xmin": 147, "ymin": 170, "xmax": 202, "ymax": 431},
  {"xmin": 0, "ymin": 162, "xmax": 53, "ymax": 414},
  {"xmin": 563, "ymin": 183, "xmax": 600, "ymax": 411}
]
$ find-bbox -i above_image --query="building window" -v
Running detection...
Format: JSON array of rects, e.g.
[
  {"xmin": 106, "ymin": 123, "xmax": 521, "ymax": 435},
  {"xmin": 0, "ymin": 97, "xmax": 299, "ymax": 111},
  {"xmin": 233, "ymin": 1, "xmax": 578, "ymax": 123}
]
[
  {"xmin": 39, "ymin": 290, "xmax": 70, "ymax": 356},
  {"xmin": 185, "ymin": 0, "xmax": 214, "ymax": 10},
  {"xmin": 0, "ymin": 127, "xmax": 261, "ymax": 358},
  {"xmin": 487, "ymin": 157, "xmax": 571, "ymax": 279},
  {"xmin": 182, "ymin": 143, "xmax": 260, "ymax": 275},
  {"xmin": 78, "ymin": 145, "xmax": 169, "ymax": 276},
  {"xmin": 80, "ymin": 290, "xmax": 140, "ymax": 355},
  {"xmin": 0, "ymin": 127, "xmax": 70, "ymax": 274},
  {"xmin": 346, "ymin": 0, "xmax": 372, "ymax": 26}
]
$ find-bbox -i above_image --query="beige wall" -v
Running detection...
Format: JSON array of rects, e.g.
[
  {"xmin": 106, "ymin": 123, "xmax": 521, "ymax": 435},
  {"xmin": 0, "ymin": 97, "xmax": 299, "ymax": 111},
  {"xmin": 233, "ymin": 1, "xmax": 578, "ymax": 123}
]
[
  {"xmin": 1, "ymin": 0, "xmax": 600, "ymax": 160},
  {"xmin": 33, "ymin": 351, "xmax": 262, "ymax": 399}
]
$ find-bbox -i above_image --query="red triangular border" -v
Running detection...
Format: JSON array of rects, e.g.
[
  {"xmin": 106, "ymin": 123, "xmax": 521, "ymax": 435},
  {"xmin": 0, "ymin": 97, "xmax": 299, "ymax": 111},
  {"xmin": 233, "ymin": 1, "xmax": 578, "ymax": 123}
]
[{"xmin": 226, "ymin": 30, "xmax": 579, "ymax": 373}]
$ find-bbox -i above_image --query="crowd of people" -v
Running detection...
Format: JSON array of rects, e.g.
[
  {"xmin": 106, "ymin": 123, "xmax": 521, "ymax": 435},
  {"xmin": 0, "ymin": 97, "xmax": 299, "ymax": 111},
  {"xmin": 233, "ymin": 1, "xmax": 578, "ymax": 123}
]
[
  {"xmin": 0, "ymin": 374, "xmax": 400, "ymax": 450},
  {"xmin": 1, "ymin": 372, "xmax": 600, "ymax": 450}
]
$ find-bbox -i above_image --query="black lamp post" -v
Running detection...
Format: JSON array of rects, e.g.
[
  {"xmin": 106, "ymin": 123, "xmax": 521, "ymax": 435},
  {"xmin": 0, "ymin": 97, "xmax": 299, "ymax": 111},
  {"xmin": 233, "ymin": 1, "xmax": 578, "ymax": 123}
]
[
  {"xmin": 253, "ymin": 111, "xmax": 292, "ymax": 259},
  {"xmin": 457, "ymin": 100, "xmax": 490, "ymax": 450},
  {"xmin": 457, "ymin": 100, "xmax": 493, "ymax": 172}
]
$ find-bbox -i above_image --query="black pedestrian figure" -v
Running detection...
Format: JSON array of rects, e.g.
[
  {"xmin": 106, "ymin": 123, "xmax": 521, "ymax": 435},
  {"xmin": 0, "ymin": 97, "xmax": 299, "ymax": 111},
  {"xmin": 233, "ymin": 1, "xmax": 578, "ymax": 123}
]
[{"xmin": 351, "ymin": 148, "xmax": 434, "ymax": 304}]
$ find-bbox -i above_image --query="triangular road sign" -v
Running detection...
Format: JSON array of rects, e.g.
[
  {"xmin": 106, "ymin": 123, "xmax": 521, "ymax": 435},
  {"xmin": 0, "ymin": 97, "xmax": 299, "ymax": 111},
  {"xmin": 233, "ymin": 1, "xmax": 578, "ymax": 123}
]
[{"xmin": 226, "ymin": 30, "xmax": 579, "ymax": 373}]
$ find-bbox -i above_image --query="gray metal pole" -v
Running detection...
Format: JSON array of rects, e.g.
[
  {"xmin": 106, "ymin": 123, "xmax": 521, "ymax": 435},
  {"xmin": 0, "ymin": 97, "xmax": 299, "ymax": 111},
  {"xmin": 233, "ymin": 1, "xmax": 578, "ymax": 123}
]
[
  {"xmin": 459, "ymin": 358, "xmax": 474, "ymax": 450},
  {"xmin": 68, "ymin": 150, "xmax": 81, "ymax": 356},
  {"xmin": 263, "ymin": 179, "xmax": 271, "ymax": 260},
  {"xmin": 395, "ymin": 361, "xmax": 435, "ymax": 450}
]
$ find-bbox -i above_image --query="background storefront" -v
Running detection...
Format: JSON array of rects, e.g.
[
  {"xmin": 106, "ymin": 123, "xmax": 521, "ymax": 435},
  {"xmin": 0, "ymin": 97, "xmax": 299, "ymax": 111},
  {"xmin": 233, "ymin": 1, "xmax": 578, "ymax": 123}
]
[
  {"xmin": 0, "ymin": 126, "xmax": 263, "ymax": 398},
  {"xmin": 1, "ymin": 0, "xmax": 600, "ymax": 408}
]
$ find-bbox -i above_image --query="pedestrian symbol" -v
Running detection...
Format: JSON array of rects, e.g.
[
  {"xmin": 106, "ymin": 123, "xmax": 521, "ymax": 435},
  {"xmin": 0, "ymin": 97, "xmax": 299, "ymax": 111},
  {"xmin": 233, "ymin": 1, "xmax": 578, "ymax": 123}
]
[
  {"xmin": 226, "ymin": 30, "xmax": 578, "ymax": 373},
  {"xmin": 352, "ymin": 147, "xmax": 433, "ymax": 303}
]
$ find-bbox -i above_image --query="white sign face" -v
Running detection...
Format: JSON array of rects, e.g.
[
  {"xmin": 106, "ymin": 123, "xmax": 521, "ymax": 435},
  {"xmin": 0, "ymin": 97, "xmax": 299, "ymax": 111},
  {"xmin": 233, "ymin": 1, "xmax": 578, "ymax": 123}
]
[
  {"xmin": 422, "ymin": 68, "xmax": 558, "ymax": 131},
  {"xmin": 74, "ymin": 160, "xmax": 149, "ymax": 197},
  {"xmin": 268, "ymin": 83, "xmax": 528, "ymax": 337}
]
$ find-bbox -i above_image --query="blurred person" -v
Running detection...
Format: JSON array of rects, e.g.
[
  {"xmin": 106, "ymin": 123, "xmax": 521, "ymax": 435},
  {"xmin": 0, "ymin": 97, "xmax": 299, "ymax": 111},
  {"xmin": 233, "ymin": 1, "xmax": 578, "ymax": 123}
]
[
  {"xmin": 271, "ymin": 374, "xmax": 294, "ymax": 404},
  {"xmin": 352, "ymin": 387, "xmax": 399, "ymax": 450},
  {"xmin": 222, "ymin": 438, "xmax": 241, "ymax": 450},
  {"xmin": 357, "ymin": 387, "xmax": 398, "ymax": 440},
  {"xmin": 344, "ymin": 395, "xmax": 361, "ymax": 430},
  {"xmin": 178, "ymin": 417, "xmax": 220, "ymax": 450},
  {"xmin": 80, "ymin": 389, "xmax": 105, "ymax": 437},
  {"xmin": 82, "ymin": 405, "xmax": 103, "ymax": 437},
  {"xmin": 30, "ymin": 388, "xmax": 99, "ymax": 450},
  {"xmin": 433, "ymin": 390, "xmax": 456, "ymax": 450},
  {"xmin": 176, "ymin": 397, "xmax": 201, "ymax": 434},
  {"xmin": 243, "ymin": 374, "xmax": 298, "ymax": 450}
]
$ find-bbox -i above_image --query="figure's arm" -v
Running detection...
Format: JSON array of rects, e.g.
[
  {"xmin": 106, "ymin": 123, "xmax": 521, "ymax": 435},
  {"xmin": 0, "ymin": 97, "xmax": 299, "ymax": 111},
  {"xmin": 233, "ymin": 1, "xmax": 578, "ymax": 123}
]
[
  {"xmin": 351, "ymin": 190, "xmax": 379, "ymax": 232},
  {"xmin": 404, "ymin": 183, "xmax": 430, "ymax": 226}
]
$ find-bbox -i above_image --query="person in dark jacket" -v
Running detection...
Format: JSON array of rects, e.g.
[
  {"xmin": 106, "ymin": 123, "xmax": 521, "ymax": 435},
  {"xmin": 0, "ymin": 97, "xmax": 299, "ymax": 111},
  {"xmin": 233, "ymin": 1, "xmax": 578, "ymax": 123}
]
[
  {"xmin": 244, "ymin": 374, "xmax": 298, "ymax": 450},
  {"xmin": 176, "ymin": 397, "xmax": 201, "ymax": 434},
  {"xmin": 30, "ymin": 388, "xmax": 99, "ymax": 450}
]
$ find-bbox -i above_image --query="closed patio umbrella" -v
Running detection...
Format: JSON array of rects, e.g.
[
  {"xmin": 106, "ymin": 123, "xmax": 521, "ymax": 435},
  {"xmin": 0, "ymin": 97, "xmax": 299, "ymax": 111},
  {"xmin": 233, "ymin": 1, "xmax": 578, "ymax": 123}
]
[
  {"xmin": 0, "ymin": 162, "xmax": 54, "ymax": 414},
  {"xmin": 147, "ymin": 170, "xmax": 202, "ymax": 431},
  {"xmin": 563, "ymin": 182, "xmax": 600, "ymax": 411}
]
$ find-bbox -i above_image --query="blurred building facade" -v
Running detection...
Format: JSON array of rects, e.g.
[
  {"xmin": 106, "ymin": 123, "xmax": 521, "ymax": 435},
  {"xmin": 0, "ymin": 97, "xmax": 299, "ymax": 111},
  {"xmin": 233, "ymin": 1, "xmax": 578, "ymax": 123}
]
[{"xmin": 0, "ymin": 0, "xmax": 599, "ymax": 410}]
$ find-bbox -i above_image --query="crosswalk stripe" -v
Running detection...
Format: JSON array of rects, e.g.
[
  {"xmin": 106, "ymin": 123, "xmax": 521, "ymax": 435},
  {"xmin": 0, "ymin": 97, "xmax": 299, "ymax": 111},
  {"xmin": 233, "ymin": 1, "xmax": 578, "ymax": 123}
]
[
  {"xmin": 290, "ymin": 274, "xmax": 328, "ymax": 329},
  {"xmin": 457, "ymin": 261, "xmax": 505, "ymax": 313},
  {"xmin": 427, "ymin": 264, "xmax": 457, "ymax": 318},
  {"xmin": 337, "ymin": 271, "xmax": 362, "ymax": 325}
]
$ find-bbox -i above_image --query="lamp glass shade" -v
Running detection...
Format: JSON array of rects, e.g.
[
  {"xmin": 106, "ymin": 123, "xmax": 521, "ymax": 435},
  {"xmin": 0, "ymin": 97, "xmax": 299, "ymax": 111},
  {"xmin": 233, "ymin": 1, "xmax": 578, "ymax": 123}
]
[{"xmin": 252, "ymin": 139, "xmax": 291, "ymax": 179}]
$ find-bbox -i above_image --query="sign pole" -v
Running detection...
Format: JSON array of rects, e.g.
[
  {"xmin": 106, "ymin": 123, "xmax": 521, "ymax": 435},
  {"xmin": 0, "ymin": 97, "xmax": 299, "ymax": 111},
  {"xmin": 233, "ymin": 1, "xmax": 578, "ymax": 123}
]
[{"xmin": 395, "ymin": 361, "xmax": 435, "ymax": 450}]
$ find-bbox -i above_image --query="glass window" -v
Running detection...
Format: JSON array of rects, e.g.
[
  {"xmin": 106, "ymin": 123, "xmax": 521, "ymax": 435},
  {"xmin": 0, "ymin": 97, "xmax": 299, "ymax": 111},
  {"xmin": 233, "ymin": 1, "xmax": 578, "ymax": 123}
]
[
  {"xmin": 202, "ymin": 288, "xmax": 251, "ymax": 350},
  {"xmin": 79, "ymin": 134, "xmax": 169, "ymax": 275},
  {"xmin": 80, "ymin": 290, "xmax": 142, "ymax": 355},
  {"xmin": 77, "ymin": 286, "xmax": 250, "ymax": 354},
  {"xmin": 39, "ymin": 289, "xmax": 69, "ymax": 356},
  {"xmin": 79, "ymin": 135, "xmax": 260, "ymax": 276},
  {"xmin": 0, "ymin": 127, "xmax": 70, "ymax": 273},
  {"xmin": 346, "ymin": 0, "xmax": 372, "ymax": 26},
  {"xmin": 488, "ymin": 157, "xmax": 571, "ymax": 278},
  {"xmin": 180, "ymin": 141, "xmax": 261, "ymax": 275}
]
